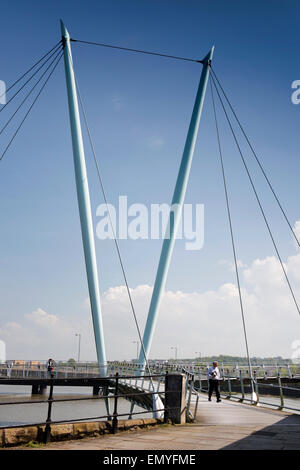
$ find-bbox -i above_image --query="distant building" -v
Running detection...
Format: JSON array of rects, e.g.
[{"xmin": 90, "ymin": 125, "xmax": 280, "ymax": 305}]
[{"xmin": 0, "ymin": 340, "xmax": 6, "ymax": 364}]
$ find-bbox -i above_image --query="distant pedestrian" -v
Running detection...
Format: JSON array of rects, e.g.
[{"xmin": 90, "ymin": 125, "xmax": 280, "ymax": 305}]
[
  {"xmin": 47, "ymin": 358, "xmax": 55, "ymax": 378},
  {"xmin": 207, "ymin": 361, "xmax": 221, "ymax": 402}
]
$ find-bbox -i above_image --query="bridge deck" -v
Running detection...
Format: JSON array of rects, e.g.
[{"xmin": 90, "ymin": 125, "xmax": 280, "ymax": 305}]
[{"xmin": 13, "ymin": 393, "xmax": 300, "ymax": 450}]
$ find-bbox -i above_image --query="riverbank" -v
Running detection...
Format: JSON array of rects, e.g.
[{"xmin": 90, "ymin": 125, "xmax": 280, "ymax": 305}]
[{"xmin": 0, "ymin": 417, "xmax": 163, "ymax": 448}]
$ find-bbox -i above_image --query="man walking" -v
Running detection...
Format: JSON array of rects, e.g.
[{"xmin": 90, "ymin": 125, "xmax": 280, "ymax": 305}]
[{"xmin": 207, "ymin": 361, "xmax": 221, "ymax": 402}]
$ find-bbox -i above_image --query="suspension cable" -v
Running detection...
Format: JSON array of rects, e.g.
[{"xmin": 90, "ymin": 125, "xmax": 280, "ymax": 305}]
[
  {"xmin": 210, "ymin": 73, "xmax": 300, "ymax": 317},
  {"xmin": 71, "ymin": 38, "xmax": 202, "ymax": 64},
  {"xmin": 0, "ymin": 40, "xmax": 62, "ymax": 102},
  {"xmin": 210, "ymin": 67, "xmax": 300, "ymax": 249},
  {"xmin": 0, "ymin": 48, "xmax": 63, "ymax": 137},
  {"xmin": 209, "ymin": 76, "xmax": 254, "ymax": 389},
  {"xmin": 65, "ymin": 47, "xmax": 154, "ymax": 384},
  {"xmin": 0, "ymin": 43, "xmax": 62, "ymax": 115},
  {"xmin": 0, "ymin": 51, "xmax": 63, "ymax": 161}
]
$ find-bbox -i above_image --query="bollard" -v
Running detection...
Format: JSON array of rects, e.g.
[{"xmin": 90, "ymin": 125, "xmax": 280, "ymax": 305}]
[{"xmin": 164, "ymin": 373, "xmax": 186, "ymax": 424}]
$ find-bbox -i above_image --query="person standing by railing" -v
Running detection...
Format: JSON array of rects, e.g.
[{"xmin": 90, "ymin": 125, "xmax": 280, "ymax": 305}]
[
  {"xmin": 207, "ymin": 361, "xmax": 221, "ymax": 402},
  {"xmin": 47, "ymin": 358, "xmax": 55, "ymax": 378}
]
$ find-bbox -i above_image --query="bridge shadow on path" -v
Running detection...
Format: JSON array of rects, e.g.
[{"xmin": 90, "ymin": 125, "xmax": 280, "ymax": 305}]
[
  {"xmin": 221, "ymin": 414, "xmax": 300, "ymax": 450},
  {"xmin": 194, "ymin": 394, "xmax": 300, "ymax": 450}
]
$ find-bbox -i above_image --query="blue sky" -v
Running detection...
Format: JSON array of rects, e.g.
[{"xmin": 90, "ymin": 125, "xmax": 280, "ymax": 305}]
[{"xmin": 0, "ymin": 1, "xmax": 300, "ymax": 360}]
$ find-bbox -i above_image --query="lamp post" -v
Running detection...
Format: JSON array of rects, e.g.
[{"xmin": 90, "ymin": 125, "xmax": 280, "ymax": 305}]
[
  {"xmin": 75, "ymin": 333, "xmax": 81, "ymax": 363},
  {"xmin": 171, "ymin": 346, "xmax": 178, "ymax": 361}
]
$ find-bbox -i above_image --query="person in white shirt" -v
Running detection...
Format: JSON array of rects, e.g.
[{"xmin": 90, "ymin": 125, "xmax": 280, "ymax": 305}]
[{"xmin": 207, "ymin": 361, "xmax": 221, "ymax": 402}]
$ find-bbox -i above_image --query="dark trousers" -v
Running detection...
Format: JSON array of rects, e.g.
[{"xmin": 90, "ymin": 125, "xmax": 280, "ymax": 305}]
[{"xmin": 209, "ymin": 379, "xmax": 220, "ymax": 400}]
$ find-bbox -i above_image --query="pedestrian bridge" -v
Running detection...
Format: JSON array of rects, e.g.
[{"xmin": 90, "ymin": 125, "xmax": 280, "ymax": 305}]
[{"xmin": 15, "ymin": 392, "xmax": 300, "ymax": 450}]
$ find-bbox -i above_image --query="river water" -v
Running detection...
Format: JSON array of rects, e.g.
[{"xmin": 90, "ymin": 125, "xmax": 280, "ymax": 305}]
[
  {"xmin": 1, "ymin": 385, "xmax": 300, "ymax": 428},
  {"xmin": 0, "ymin": 385, "xmax": 149, "ymax": 428}
]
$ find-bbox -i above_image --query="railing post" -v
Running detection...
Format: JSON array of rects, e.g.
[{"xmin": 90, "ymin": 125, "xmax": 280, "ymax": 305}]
[
  {"xmin": 278, "ymin": 372, "xmax": 284, "ymax": 410},
  {"xmin": 239, "ymin": 369, "xmax": 245, "ymax": 402},
  {"xmin": 44, "ymin": 380, "xmax": 54, "ymax": 444},
  {"xmin": 253, "ymin": 371, "xmax": 259, "ymax": 405},
  {"xmin": 227, "ymin": 370, "xmax": 232, "ymax": 399},
  {"xmin": 194, "ymin": 390, "xmax": 199, "ymax": 419},
  {"xmin": 112, "ymin": 372, "xmax": 119, "ymax": 434},
  {"xmin": 186, "ymin": 374, "xmax": 194, "ymax": 422}
]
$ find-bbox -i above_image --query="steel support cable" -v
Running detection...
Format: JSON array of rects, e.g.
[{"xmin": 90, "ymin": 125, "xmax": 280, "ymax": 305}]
[
  {"xmin": 0, "ymin": 40, "xmax": 62, "ymax": 102},
  {"xmin": 71, "ymin": 38, "xmax": 203, "ymax": 64},
  {"xmin": 66, "ymin": 49, "xmax": 154, "ymax": 386},
  {"xmin": 210, "ymin": 74, "xmax": 300, "ymax": 317},
  {"xmin": 209, "ymin": 76, "xmax": 254, "ymax": 391},
  {"xmin": 0, "ymin": 51, "xmax": 63, "ymax": 161},
  {"xmin": 77, "ymin": 84, "xmax": 155, "ymax": 389},
  {"xmin": 210, "ymin": 67, "xmax": 300, "ymax": 249},
  {"xmin": 0, "ymin": 48, "xmax": 63, "ymax": 137},
  {"xmin": 0, "ymin": 42, "xmax": 63, "ymax": 115}
]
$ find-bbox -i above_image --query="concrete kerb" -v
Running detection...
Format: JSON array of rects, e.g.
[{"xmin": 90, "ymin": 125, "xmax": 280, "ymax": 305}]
[{"xmin": 0, "ymin": 418, "xmax": 165, "ymax": 448}]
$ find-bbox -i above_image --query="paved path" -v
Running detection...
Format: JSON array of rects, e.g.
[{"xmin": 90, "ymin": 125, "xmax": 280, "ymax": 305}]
[{"xmin": 16, "ymin": 394, "xmax": 300, "ymax": 450}]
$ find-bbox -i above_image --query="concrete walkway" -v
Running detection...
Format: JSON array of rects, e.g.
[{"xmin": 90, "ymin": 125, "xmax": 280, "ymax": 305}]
[{"xmin": 16, "ymin": 394, "xmax": 300, "ymax": 450}]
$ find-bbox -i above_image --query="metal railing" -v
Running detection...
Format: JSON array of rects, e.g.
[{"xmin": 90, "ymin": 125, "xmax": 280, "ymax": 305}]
[
  {"xmin": 182, "ymin": 368, "xmax": 199, "ymax": 422},
  {"xmin": 0, "ymin": 372, "xmax": 179, "ymax": 443},
  {"xmin": 197, "ymin": 371, "xmax": 300, "ymax": 413},
  {"xmin": 1, "ymin": 360, "xmax": 299, "ymax": 380}
]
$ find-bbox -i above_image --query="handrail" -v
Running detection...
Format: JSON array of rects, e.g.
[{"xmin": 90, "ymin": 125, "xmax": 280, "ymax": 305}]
[
  {"xmin": 0, "ymin": 372, "xmax": 182, "ymax": 441},
  {"xmin": 195, "ymin": 373, "xmax": 300, "ymax": 413}
]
